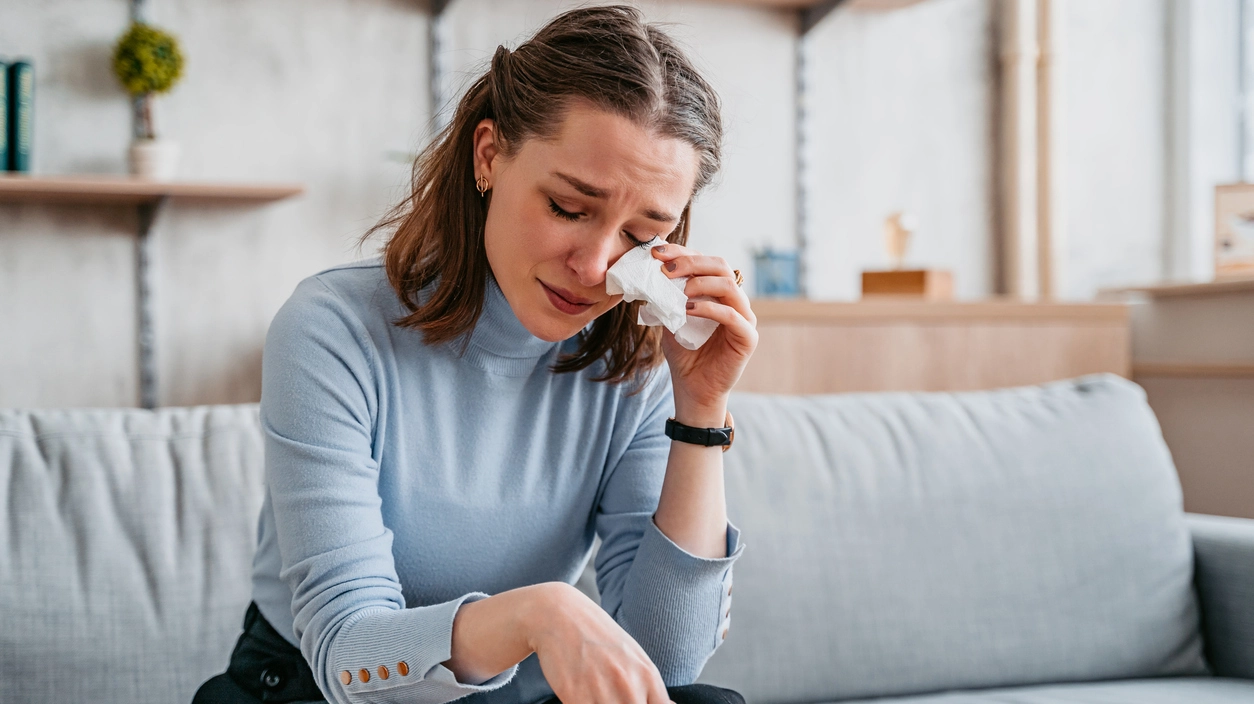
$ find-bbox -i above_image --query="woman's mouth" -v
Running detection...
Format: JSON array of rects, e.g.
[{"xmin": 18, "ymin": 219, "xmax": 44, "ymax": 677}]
[{"xmin": 540, "ymin": 281, "xmax": 595, "ymax": 315}]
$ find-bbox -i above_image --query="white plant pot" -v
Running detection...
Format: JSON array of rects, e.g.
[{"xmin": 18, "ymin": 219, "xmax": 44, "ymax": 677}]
[{"xmin": 128, "ymin": 139, "xmax": 180, "ymax": 181}]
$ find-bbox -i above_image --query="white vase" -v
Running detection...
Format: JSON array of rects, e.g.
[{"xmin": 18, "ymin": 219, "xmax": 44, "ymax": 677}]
[{"xmin": 128, "ymin": 138, "xmax": 180, "ymax": 181}]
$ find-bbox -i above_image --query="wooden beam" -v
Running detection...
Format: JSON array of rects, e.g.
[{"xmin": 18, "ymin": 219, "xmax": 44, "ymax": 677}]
[{"xmin": 801, "ymin": 0, "xmax": 848, "ymax": 34}]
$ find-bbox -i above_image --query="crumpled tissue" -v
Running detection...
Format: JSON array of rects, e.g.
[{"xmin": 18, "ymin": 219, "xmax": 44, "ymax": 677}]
[{"xmin": 605, "ymin": 238, "xmax": 719, "ymax": 350}]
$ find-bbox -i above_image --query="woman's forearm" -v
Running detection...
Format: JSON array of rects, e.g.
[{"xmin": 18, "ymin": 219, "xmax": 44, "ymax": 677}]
[
  {"xmin": 443, "ymin": 583, "xmax": 557, "ymax": 684},
  {"xmin": 652, "ymin": 398, "xmax": 730, "ymax": 559}
]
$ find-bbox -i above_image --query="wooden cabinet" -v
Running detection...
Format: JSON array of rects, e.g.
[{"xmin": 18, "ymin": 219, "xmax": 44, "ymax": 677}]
[
  {"xmin": 737, "ymin": 299, "xmax": 1130, "ymax": 394},
  {"xmin": 1108, "ymin": 279, "xmax": 1254, "ymax": 520}
]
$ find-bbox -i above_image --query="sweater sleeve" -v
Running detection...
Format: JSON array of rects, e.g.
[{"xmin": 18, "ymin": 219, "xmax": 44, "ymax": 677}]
[
  {"xmin": 593, "ymin": 367, "xmax": 745, "ymax": 686},
  {"xmin": 261, "ymin": 277, "xmax": 517, "ymax": 704}
]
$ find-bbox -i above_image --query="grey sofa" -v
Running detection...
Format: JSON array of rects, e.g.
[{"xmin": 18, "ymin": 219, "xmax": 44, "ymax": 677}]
[{"xmin": 2, "ymin": 374, "xmax": 1252, "ymax": 703}]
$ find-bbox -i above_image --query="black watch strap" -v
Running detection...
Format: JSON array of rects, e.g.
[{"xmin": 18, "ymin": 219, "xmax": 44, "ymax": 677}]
[{"xmin": 665, "ymin": 415, "xmax": 735, "ymax": 451}]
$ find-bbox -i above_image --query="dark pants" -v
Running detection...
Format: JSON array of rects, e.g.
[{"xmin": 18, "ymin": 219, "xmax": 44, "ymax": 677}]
[{"xmin": 193, "ymin": 603, "xmax": 745, "ymax": 704}]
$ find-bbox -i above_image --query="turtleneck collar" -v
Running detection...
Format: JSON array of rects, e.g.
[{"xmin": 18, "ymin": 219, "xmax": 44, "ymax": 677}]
[{"xmin": 462, "ymin": 274, "xmax": 561, "ymax": 375}]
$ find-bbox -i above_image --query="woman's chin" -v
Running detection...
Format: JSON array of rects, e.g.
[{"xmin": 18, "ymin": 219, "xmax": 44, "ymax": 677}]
[{"xmin": 519, "ymin": 307, "xmax": 592, "ymax": 343}]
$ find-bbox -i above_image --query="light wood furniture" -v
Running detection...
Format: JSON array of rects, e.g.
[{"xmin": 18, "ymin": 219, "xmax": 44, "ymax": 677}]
[
  {"xmin": 861, "ymin": 269, "xmax": 954, "ymax": 300},
  {"xmin": 736, "ymin": 299, "xmax": 1129, "ymax": 394},
  {"xmin": 0, "ymin": 173, "xmax": 304, "ymax": 204},
  {"xmin": 1110, "ymin": 275, "xmax": 1254, "ymax": 299},
  {"xmin": 1102, "ymin": 279, "xmax": 1254, "ymax": 519},
  {"xmin": 0, "ymin": 174, "xmax": 304, "ymax": 408},
  {"xmin": 713, "ymin": 0, "xmax": 929, "ymax": 11}
]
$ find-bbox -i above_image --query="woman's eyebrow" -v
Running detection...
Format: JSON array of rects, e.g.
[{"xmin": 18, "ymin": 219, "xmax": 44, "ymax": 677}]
[
  {"xmin": 552, "ymin": 172, "xmax": 677, "ymax": 223},
  {"xmin": 554, "ymin": 171, "xmax": 608, "ymax": 198}
]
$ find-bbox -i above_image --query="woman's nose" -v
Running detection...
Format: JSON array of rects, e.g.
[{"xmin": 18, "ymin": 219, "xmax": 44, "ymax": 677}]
[{"xmin": 566, "ymin": 231, "xmax": 623, "ymax": 288}]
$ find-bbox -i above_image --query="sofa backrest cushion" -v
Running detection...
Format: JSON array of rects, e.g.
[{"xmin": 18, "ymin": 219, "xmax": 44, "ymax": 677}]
[
  {"xmin": 0, "ymin": 405, "xmax": 263, "ymax": 704},
  {"xmin": 699, "ymin": 375, "xmax": 1206, "ymax": 703}
]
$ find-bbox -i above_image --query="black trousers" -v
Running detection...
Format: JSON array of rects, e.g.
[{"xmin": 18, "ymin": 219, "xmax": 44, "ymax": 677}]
[{"xmin": 193, "ymin": 603, "xmax": 745, "ymax": 704}]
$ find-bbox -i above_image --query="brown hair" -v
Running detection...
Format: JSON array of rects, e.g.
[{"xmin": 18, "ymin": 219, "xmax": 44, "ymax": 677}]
[{"xmin": 363, "ymin": 4, "xmax": 723, "ymax": 384}]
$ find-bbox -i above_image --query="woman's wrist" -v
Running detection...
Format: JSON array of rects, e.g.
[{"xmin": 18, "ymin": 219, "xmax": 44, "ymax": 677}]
[
  {"xmin": 672, "ymin": 395, "xmax": 729, "ymax": 430},
  {"xmin": 447, "ymin": 583, "xmax": 567, "ymax": 684},
  {"xmin": 520, "ymin": 582, "xmax": 580, "ymax": 654}
]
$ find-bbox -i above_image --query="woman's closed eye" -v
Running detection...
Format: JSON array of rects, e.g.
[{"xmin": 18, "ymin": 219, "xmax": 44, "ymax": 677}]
[
  {"xmin": 548, "ymin": 198, "xmax": 648, "ymax": 246},
  {"xmin": 548, "ymin": 198, "xmax": 583, "ymax": 222}
]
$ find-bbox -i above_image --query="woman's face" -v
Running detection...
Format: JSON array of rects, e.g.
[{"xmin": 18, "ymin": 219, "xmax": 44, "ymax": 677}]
[{"xmin": 475, "ymin": 103, "xmax": 699, "ymax": 342}]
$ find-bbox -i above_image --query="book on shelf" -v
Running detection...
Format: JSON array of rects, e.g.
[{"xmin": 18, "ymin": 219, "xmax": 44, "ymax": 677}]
[
  {"xmin": 8, "ymin": 59, "xmax": 33, "ymax": 172},
  {"xmin": 0, "ymin": 57, "xmax": 7, "ymax": 170}
]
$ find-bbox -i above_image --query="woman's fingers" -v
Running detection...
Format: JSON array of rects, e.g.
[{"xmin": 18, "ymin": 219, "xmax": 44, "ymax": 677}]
[
  {"xmin": 657, "ymin": 253, "xmax": 735, "ymax": 280},
  {"xmin": 682, "ymin": 274, "xmax": 756, "ymax": 327},
  {"xmin": 649, "ymin": 241, "xmax": 691, "ymax": 261},
  {"xmin": 651, "ymin": 245, "xmax": 753, "ymax": 322},
  {"xmin": 684, "ymin": 299, "xmax": 758, "ymax": 352},
  {"xmin": 651, "ymin": 243, "xmax": 733, "ymax": 277}
]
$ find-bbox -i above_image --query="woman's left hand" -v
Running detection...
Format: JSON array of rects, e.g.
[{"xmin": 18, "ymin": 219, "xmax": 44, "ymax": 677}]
[{"xmin": 650, "ymin": 243, "xmax": 758, "ymax": 424}]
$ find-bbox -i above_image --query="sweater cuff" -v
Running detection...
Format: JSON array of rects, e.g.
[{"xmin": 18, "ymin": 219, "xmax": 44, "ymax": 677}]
[
  {"xmin": 645, "ymin": 519, "xmax": 743, "ymax": 647},
  {"xmin": 619, "ymin": 519, "xmax": 744, "ymax": 684},
  {"xmin": 647, "ymin": 518, "xmax": 744, "ymax": 565},
  {"xmin": 327, "ymin": 593, "xmax": 518, "ymax": 704}
]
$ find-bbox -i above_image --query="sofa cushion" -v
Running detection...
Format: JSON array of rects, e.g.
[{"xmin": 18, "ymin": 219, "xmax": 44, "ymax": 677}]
[
  {"xmin": 0, "ymin": 405, "xmax": 264, "ymax": 704},
  {"xmin": 833, "ymin": 678, "xmax": 1254, "ymax": 703},
  {"xmin": 699, "ymin": 375, "xmax": 1206, "ymax": 703}
]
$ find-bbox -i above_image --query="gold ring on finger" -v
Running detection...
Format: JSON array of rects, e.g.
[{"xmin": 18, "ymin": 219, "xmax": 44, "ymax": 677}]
[{"xmin": 733, "ymin": 269, "xmax": 744, "ymax": 287}]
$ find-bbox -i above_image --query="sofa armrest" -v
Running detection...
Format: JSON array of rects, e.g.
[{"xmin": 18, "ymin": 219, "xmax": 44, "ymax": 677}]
[{"xmin": 1187, "ymin": 512, "xmax": 1254, "ymax": 680}]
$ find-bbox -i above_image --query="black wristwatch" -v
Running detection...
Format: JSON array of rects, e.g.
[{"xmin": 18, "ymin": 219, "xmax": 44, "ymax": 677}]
[{"xmin": 664, "ymin": 412, "xmax": 735, "ymax": 452}]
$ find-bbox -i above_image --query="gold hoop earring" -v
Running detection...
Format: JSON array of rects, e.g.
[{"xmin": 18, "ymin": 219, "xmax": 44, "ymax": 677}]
[{"xmin": 475, "ymin": 176, "xmax": 489, "ymax": 197}]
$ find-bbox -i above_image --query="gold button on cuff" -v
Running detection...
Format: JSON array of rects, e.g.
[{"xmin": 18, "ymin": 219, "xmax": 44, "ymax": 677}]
[
  {"xmin": 359, "ymin": 669, "xmax": 371, "ymax": 683},
  {"xmin": 378, "ymin": 665, "xmax": 390, "ymax": 680},
  {"xmin": 339, "ymin": 671, "xmax": 352, "ymax": 686},
  {"xmin": 397, "ymin": 661, "xmax": 410, "ymax": 677}
]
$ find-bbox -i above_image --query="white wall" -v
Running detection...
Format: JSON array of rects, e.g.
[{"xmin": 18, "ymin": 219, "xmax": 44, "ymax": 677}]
[
  {"xmin": 1166, "ymin": 0, "xmax": 1241, "ymax": 283},
  {"xmin": 1061, "ymin": 0, "xmax": 1169, "ymax": 300},
  {"xmin": 805, "ymin": 0, "xmax": 996, "ymax": 300}
]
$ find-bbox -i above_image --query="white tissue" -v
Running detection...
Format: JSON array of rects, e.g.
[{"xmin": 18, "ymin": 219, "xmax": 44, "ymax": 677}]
[{"xmin": 605, "ymin": 238, "xmax": 720, "ymax": 350}]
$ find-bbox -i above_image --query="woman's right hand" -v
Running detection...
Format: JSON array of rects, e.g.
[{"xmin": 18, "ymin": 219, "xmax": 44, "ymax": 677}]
[
  {"xmin": 527, "ymin": 583, "xmax": 671, "ymax": 704},
  {"xmin": 444, "ymin": 582, "xmax": 669, "ymax": 704}
]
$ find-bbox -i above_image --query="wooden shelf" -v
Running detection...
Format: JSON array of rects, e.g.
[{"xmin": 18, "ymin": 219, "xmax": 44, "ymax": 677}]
[
  {"xmin": 713, "ymin": 0, "xmax": 827, "ymax": 8},
  {"xmin": 1102, "ymin": 278, "xmax": 1254, "ymax": 299},
  {"xmin": 1133, "ymin": 362, "xmax": 1254, "ymax": 378},
  {"xmin": 750, "ymin": 298, "xmax": 1128, "ymax": 323},
  {"xmin": 0, "ymin": 174, "xmax": 304, "ymax": 205},
  {"xmin": 708, "ymin": 0, "xmax": 927, "ymax": 9}
]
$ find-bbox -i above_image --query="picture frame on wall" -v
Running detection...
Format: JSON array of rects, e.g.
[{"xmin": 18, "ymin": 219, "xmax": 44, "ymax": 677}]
[{"xmin": 1215, "ymin": 184, "xmax": 1254, "ymax": 279}]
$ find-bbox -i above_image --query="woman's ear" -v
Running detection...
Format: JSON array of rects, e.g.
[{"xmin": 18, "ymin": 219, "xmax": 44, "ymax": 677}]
[{"xmin": 472, "ymin": 118, "xmax": 500, "ymax": 182}]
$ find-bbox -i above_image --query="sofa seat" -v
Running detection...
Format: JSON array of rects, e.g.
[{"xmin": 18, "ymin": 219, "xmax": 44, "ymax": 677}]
[{"xmin": 836, "ymin": 678, "xmax": 1254, "ymax": 703}]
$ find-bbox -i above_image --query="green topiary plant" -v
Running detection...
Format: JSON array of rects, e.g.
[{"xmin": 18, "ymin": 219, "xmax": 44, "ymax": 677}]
[{"xmin": 112, "ymin": 21, "xmax": 184, "ymax": 140}]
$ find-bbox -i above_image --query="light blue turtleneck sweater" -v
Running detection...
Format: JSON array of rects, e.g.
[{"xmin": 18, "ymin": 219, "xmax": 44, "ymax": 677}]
[{"xmin": 250, "ymin": 259, "xmax": 742, "ymax": 704}]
